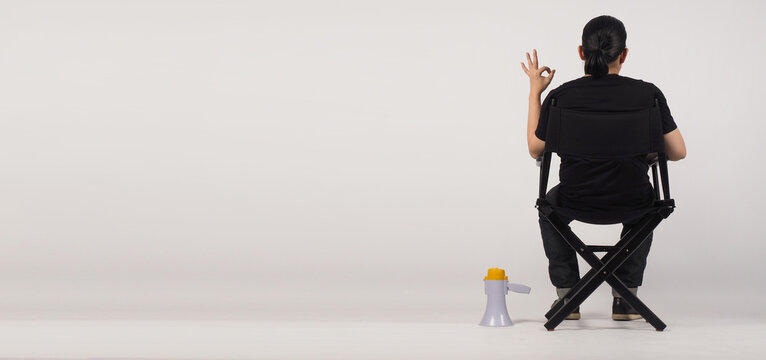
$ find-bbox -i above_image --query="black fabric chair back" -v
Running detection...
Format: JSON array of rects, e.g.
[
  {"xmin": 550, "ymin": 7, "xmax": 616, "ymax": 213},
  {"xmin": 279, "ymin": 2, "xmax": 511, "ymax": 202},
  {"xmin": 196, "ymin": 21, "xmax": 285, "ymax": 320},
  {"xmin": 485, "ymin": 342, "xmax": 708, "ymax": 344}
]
[{"xmin": 545, "ymin": 98, "xmax": 665, "ymax": 157}]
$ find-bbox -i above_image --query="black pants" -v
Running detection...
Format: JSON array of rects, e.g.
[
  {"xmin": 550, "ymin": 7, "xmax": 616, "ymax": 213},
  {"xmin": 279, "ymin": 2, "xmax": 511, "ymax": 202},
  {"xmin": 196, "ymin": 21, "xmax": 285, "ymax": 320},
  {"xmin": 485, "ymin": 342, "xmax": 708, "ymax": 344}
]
[{"xmin": 539, "ymin": 185, "xmax": 653, "ymax": 288}]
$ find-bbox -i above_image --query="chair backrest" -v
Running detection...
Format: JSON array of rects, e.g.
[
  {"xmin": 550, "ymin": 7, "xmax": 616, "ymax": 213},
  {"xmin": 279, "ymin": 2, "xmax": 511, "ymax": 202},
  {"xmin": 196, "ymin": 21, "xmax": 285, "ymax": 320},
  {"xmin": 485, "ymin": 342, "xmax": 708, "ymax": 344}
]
[
  {"xmin": 538, "ymin": 97, "xmax": 672, "ymax": 204},
  {"xmin": 545, "ymin": 98, "xmax": 665, "ymax": 157}
]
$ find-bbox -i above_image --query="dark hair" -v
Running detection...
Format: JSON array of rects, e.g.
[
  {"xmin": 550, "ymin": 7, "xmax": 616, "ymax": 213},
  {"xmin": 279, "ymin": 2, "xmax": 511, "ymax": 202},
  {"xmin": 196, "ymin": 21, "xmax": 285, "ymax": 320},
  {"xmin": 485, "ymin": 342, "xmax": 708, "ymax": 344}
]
[{"xmin": 582, "ymin": 15, "xmax": 627, "ymax": 78}]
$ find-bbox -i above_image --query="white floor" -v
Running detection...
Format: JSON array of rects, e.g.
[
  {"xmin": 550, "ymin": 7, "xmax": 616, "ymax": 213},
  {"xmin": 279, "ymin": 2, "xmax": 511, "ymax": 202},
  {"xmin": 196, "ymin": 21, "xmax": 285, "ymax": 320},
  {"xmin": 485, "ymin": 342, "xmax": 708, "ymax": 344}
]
[
  {"xmin": 0, "ymin": 290, "xmax": 762, "ymax": 359},
  {"xmin": 0, "ymin": 316, "xmax": 762, "ymax": 359}
]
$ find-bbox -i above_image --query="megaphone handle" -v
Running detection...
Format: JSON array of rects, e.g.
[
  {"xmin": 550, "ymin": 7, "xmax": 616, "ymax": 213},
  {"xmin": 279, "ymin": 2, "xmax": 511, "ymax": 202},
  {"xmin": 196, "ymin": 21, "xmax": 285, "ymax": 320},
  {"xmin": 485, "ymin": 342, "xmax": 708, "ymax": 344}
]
[{"xmin": 507, "ymin": 282, "xmax": 531, "ymax": 294}]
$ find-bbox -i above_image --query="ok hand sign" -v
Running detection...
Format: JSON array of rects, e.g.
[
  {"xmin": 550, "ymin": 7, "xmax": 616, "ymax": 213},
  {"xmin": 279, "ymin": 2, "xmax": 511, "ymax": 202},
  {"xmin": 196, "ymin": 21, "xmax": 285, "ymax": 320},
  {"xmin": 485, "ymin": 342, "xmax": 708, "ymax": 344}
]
[{"xmin": 521, "ymin": 49, "xmax": 556, "ymax": 95}]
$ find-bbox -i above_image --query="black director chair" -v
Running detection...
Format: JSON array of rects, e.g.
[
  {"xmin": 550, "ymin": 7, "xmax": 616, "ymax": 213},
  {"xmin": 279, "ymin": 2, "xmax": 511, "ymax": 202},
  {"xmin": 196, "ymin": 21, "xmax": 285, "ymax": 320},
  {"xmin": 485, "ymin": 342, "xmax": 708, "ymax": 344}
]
[{"xmin": 536, "ymin": 98, "xmax": 674, "ymax": 331}]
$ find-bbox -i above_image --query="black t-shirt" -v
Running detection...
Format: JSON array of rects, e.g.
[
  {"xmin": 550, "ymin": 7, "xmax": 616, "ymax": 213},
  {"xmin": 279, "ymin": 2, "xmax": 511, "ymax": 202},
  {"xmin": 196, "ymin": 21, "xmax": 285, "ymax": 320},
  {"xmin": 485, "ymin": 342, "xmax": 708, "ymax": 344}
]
[{"xmin": 535, "ymin": 73, "xmax": 678, "ymax": 214}]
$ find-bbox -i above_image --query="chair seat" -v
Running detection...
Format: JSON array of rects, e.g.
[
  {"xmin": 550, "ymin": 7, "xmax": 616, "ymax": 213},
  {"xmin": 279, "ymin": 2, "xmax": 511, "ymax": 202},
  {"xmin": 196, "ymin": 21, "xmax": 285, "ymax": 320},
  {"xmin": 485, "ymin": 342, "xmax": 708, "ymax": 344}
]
[
  {"xmin": 551, "ymin": 205, "xmax": 655, "ymax": 225},
  {"xmin": 537, "ymin": 198, "xmax": 674, "ymax": 225}
]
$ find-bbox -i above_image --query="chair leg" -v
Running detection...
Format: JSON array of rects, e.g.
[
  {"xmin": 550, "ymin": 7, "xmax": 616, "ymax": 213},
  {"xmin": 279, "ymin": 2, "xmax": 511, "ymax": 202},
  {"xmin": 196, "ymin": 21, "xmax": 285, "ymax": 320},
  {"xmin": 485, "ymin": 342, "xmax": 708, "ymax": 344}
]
[{"xmin": 541, "ymin": 211, "xmax": 667, "ymax": 331}]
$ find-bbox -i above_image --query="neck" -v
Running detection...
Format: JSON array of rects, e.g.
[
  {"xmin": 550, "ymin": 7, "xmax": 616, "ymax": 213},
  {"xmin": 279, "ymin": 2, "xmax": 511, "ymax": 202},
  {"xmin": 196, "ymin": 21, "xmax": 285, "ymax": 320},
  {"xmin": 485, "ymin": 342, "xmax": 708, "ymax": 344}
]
[{"xmin": 584, "ymin": 67, "xmax": 620, "ymax": 77}]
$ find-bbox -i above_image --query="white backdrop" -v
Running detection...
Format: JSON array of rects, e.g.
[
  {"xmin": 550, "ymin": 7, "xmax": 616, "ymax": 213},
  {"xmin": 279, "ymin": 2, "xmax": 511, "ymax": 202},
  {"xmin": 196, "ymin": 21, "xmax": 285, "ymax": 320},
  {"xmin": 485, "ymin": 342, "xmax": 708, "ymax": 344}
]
[{"xmin": 0, "ymin": 0, "xmax": 764, "ymax": 322}]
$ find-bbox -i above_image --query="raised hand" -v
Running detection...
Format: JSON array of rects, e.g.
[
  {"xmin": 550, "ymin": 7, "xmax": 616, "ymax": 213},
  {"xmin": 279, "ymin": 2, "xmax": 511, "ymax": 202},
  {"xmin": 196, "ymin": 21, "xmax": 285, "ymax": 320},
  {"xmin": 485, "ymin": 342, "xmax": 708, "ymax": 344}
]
[{"xmin": 521, "ymin": 49, "xmax": 556, "ymax": 95}]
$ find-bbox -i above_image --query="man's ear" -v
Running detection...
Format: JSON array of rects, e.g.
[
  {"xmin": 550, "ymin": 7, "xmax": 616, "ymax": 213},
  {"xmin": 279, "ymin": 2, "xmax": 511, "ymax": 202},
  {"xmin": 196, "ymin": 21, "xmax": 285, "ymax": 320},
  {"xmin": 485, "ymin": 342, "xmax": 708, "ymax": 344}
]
[
  {"xmin": 578, "ymin": 45, "xmax": 585, "ymax": 60},
  {"xmin": 619, "ymin": 47, "xmax": 629, "ymax": 64}
]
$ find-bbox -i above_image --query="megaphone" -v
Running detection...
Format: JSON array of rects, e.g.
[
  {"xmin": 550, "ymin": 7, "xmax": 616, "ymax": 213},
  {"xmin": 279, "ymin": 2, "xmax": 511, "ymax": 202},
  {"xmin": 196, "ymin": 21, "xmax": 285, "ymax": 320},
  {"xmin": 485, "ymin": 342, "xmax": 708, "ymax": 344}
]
[{"xmin": 479, "ymin": 267, "xmax": 531, "ymax": 327}]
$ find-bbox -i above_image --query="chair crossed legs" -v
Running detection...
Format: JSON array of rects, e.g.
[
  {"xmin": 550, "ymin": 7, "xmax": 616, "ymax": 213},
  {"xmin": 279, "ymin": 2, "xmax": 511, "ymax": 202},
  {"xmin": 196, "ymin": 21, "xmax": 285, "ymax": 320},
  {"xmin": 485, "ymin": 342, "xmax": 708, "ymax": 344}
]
[{"xmin": 537, "ymin": 197, "xmax": 673, "ymax": 331}]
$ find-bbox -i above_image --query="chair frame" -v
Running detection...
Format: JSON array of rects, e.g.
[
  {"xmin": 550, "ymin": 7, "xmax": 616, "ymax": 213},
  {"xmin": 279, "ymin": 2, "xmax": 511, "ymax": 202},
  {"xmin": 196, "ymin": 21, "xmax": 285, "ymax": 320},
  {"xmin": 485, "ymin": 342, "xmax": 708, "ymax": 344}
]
[{"xmin": 536, "ymin": 98, "xmax": 675, "ymax": 331}]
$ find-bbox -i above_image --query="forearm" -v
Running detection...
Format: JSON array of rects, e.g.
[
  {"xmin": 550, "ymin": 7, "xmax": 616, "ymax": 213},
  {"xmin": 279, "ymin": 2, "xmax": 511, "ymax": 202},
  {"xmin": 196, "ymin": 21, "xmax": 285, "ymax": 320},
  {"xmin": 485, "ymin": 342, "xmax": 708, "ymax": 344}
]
[
  {"xmin": 527, "ymin": 91, "xmax": 545, "ymax": 158},
  {"xmin": 520, "ymin": 48, "xmax": 553, "ymax": 158}
]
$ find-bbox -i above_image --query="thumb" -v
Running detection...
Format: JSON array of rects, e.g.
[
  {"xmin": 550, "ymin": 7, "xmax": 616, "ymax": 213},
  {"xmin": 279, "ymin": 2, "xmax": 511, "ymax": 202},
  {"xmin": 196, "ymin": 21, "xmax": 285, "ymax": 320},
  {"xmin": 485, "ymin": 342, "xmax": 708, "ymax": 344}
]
[{"xmin": 549, "ymin": 69, "xmax": 556, "ymax": 80}]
